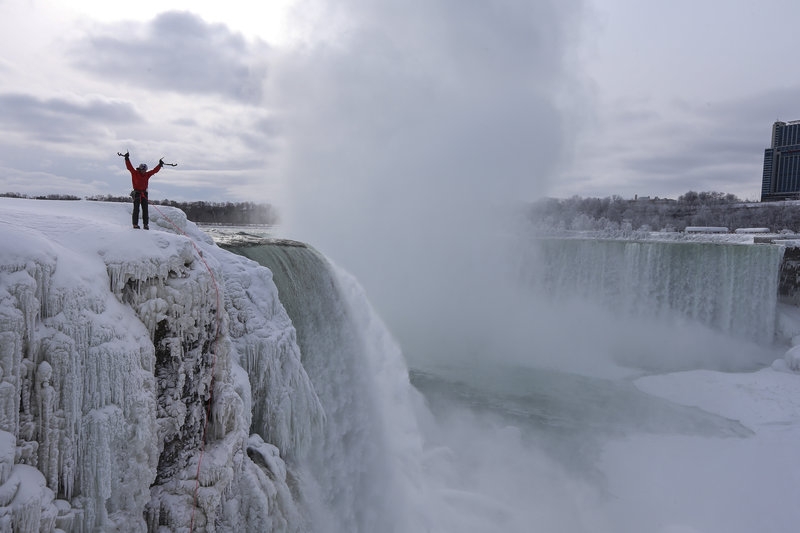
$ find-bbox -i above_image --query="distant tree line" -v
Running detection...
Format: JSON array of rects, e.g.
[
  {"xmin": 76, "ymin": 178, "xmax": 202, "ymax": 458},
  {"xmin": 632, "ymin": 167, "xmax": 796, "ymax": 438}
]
[
  {"xmin": 0, "ymin": 192, "xmax": 81, "ymax": 201},
  {"xmin": 1, "ymin": 192, "xmax": 278, "ymax": 225},
  {"xmin": 159, "ymin": 200, "xmax": 278, "ymax": 225},
  {"xmin": 529, "ymin": 191, "xmax": 800, "ymax": 234}
]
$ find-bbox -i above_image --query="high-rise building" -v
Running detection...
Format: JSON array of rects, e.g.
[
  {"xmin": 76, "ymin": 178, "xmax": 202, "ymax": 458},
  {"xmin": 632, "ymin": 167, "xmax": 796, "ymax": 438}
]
[{"xmin": 761, "ymin": 120, "xmax": 800, "ymax": 201}]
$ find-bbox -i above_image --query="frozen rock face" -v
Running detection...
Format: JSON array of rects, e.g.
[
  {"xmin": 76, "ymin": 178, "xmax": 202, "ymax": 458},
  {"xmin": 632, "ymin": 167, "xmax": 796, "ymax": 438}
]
[
  {"xmin": 1, "ymin": 223, "xmax": 160, "ymax": 532},
  {"xmin": 0, "ymin": 200, "xmax": 320, "ymax": 532}
]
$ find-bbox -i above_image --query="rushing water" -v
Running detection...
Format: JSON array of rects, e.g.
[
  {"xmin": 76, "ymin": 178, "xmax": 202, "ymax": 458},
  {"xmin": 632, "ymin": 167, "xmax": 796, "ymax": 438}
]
[
  {"xmin": 527, "ymin": 238, "xmax": 785, "ymax": 345},
  {"xmin": 225, "ymin": 241, "xmax": 409, "ymax": 532},
  {"xmin": 222, "ymin": 233, "xmax": 789, "ymax": 533}
]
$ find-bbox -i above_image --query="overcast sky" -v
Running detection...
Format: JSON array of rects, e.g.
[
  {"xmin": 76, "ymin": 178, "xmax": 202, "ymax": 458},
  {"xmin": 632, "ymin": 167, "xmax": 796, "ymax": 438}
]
[{"xmin": 1, "ymin": 0, "xmax": 800, "ymax": 211}]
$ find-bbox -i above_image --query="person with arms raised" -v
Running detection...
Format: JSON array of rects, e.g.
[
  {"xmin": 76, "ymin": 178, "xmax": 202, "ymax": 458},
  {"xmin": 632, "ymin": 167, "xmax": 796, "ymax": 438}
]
[{"xmin": 120, "ymin": 151, "xmax": 164, "ymax": 230}]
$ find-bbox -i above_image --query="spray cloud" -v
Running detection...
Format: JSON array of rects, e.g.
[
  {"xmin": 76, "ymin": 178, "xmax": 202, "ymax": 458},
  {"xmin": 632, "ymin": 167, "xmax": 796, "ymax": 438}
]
[{"xmin": 269, "ymin": 0, "xmax": 584, "ymax": 362}]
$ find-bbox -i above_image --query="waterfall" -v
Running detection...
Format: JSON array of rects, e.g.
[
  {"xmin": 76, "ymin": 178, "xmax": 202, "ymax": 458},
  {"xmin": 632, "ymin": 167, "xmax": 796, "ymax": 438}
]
[
  {"xmin": 528, "ymin": 238, "xmax": 785, "ymax": 345},
  {"xmin": 224, "ymin": 240, "xmax": 426, "ymax": 533}
]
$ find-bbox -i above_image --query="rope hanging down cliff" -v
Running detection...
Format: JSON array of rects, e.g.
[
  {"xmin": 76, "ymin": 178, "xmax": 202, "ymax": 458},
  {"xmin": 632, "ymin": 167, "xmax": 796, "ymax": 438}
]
[
  {"xmin": 136, "ymin": 206, "xmax": 221, "ymax": 533},
  {"xmin": 147, "ymin": 204, "xmax": 222, "ymax": 533}
]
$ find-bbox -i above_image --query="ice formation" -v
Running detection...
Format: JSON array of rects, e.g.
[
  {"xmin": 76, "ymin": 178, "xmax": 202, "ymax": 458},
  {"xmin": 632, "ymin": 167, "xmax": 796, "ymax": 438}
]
[{"xmin": 0, "ymin": 199, "xmax": 324, "ymax": 532}]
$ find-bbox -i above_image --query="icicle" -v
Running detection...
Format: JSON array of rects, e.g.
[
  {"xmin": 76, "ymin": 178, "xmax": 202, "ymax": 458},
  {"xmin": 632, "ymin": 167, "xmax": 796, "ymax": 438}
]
[
  {"xmin": 35, "ymin": 361, "xmax": 58, "ymax": 491},
  {"xmin": 0, "ymin": 370, "xmax": 14, "ymax": 439}
]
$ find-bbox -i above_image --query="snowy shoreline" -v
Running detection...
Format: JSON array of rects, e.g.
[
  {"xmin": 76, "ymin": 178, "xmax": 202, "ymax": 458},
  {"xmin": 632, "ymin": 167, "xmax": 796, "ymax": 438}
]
[{"xmin": 599, "ymin": 366, "xmax": 800, "ymax": 533}]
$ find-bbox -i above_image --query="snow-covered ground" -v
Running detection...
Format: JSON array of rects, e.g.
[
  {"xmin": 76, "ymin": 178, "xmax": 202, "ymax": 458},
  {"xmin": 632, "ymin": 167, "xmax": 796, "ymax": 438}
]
[
  {"xmin": 602, "ymin": 366, "xmax": 800, "ymax": 533},
  {"xmin": 535, "ymin": 228, "xmax": 800, "ymax": 245}
]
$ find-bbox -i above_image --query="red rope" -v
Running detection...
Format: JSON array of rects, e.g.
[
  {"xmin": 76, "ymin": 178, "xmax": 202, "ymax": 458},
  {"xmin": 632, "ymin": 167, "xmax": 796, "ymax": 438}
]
[{"xmin": 144, "ymin": 199, "xmax": 223, "ymax": 532}]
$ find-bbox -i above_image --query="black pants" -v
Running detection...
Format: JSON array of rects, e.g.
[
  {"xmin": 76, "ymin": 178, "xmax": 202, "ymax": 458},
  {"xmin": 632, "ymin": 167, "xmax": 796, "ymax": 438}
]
[{"xmin": 132, "ymin": 190, "xmax": 148, "ymax": 226}]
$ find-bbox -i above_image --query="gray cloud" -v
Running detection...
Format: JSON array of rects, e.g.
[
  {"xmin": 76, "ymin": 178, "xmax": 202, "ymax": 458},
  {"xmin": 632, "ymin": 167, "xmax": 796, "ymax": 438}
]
[
  {"xmin": 562, "ymin": 86, "xmax": 800, "ymax": 202},
  {"xmin": 0, "ymin": 10, "xmax": 284, "ymax": 202},
  {"xmin": 0, "ymin": 88, "xmax": 278, "ymax": 201},
  {"xmin": 702, "ymin": 87, "xmax": 800, "ymax": 127},
  {"xmin": 71, "ymin": 11, "xmax": 268, "ymax": 104},
  {"xmin": 0, "ymin": 93, "xmax": 141, "ymax": 142}
]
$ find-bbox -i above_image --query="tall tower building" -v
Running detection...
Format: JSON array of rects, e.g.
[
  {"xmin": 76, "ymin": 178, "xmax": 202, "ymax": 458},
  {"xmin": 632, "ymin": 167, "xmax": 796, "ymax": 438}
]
[{"xmin": 761, "ymin": 120, "xmax": 800, "ymax": 201}]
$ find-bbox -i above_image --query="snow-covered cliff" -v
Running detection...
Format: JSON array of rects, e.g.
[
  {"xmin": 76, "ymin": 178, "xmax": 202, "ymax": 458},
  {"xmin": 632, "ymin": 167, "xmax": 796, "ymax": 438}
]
[{"xmin": 0, "ymin": 198, "xmax": 324, "ymax": 532}]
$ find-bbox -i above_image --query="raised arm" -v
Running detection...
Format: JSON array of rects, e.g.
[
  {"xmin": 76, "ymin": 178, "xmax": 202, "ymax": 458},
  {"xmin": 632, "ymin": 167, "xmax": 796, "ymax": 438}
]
[
  {"xmin": 124, "ymin": 153, "xmax": 135, "ymax": 174},
  {"xmin": 148, "ymin": 160, "xmax": 164, "ymax": 177}
]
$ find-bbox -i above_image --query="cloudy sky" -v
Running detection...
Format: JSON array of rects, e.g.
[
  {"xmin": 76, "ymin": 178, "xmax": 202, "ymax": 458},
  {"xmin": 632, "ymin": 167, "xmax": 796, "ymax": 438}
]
[{"xmin": 1, "ymin": 0, "xmax": 800, "ymax": 211}]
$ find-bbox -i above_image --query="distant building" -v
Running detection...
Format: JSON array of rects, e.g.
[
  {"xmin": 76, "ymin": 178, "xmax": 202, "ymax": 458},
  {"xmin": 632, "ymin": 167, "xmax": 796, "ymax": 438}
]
[
  {"xmin": 685, "ymin": 226, "xmax": 729, "ymax": 233},
  {"xmin": 734, "ymin": 227, "xmax": 771, "ymax": 234},
  {"xmin": 761, "ymin": 120, "xmax": 800, "ymax": 201}
]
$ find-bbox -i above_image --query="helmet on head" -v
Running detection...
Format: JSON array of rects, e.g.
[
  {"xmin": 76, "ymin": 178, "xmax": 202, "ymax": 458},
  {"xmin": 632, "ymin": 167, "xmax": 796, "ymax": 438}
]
[{"xmin": 137, "ymin": 163, "xmax": 148, "ymax": 172}]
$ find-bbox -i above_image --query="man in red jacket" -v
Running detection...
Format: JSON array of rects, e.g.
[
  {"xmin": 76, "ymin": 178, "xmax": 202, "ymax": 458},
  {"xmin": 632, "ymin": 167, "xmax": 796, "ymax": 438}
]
[{"xmin": 123, "ymin": 152, "xmax": 163, "ymax": 229}]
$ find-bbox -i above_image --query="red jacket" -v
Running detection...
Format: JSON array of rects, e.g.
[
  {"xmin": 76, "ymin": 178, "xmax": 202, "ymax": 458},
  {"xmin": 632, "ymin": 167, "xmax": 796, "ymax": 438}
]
[{"xmin": 126, "ymin": 158, "xmax": 162, "ymax": 191}]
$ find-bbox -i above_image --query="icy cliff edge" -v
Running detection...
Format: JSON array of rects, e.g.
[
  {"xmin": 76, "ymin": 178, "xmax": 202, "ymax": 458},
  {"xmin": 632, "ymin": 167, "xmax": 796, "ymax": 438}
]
[{"xmin": 0, "ymin": 198, "xmax": 319, "ymax": 532}]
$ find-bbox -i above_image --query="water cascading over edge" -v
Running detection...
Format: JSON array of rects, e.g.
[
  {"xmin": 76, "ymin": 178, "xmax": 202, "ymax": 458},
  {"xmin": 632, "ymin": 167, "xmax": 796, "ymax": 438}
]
[
  {"xmin": 223, "ymin": 239, "xmax": 419, "ymax": 533},
  {"xmin": 527, "ymin": 238, "xmax": 785, "ymax": 345}
]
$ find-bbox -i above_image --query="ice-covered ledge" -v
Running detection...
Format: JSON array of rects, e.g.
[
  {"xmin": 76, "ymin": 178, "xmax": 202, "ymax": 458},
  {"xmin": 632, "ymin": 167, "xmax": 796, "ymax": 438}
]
[{"xmin": 0, "ymin": 198, "xmax": 320, "ymax": 532}]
